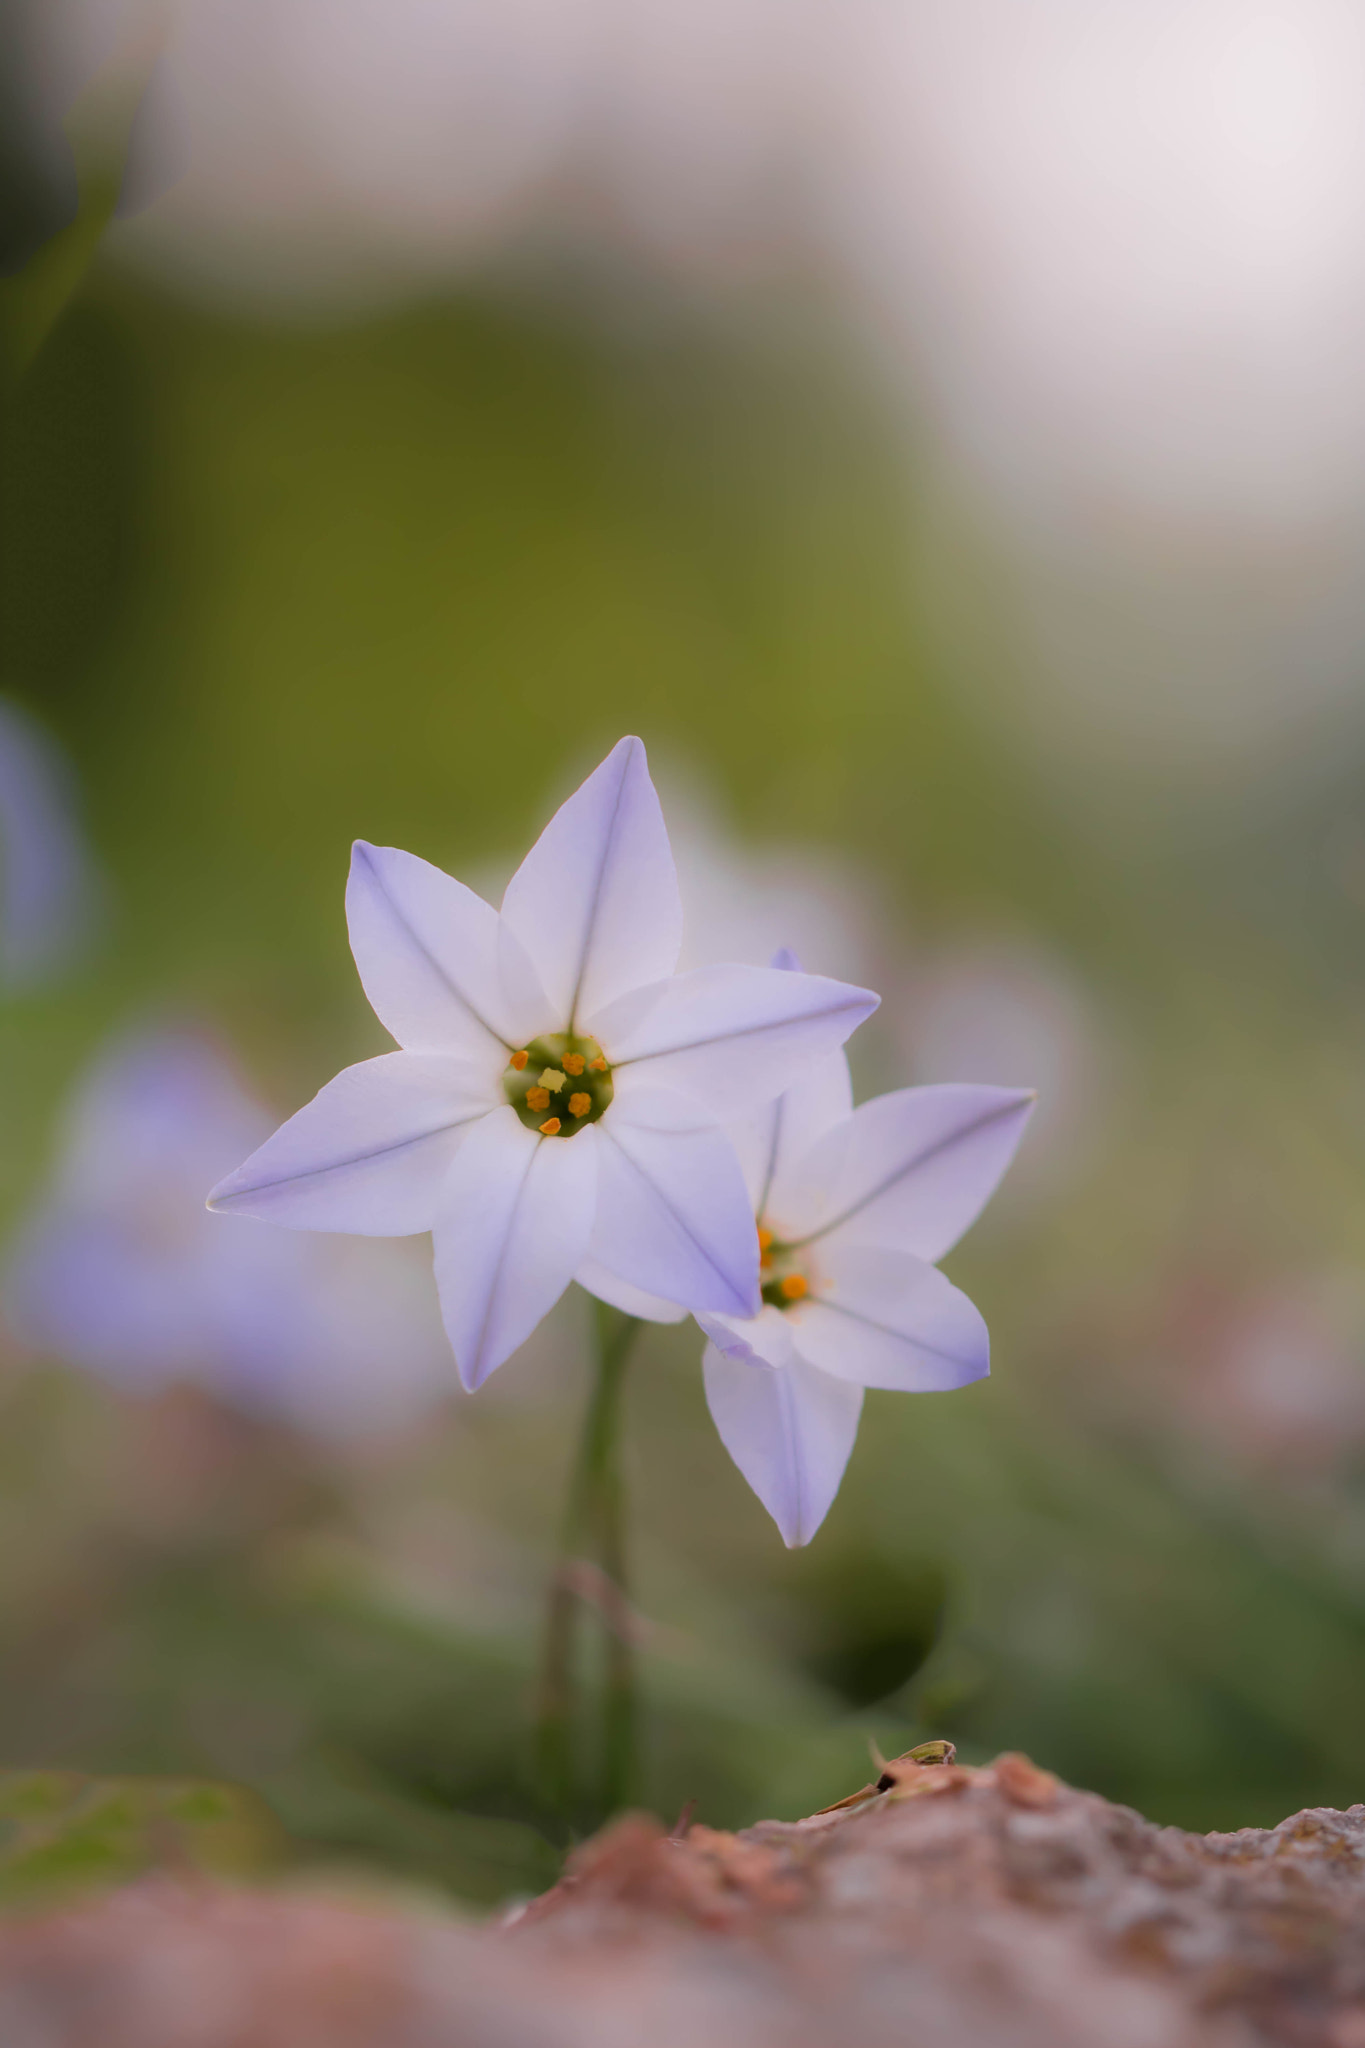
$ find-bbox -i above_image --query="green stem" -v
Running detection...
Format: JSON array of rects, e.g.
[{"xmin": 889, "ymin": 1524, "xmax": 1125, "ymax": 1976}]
[
  {"xmin": 0, "ymin": 52, "xmax": 156, "ymax": 399},
  {"xmin": 534, "ymin": 1300, "xmax": 642, "ymax": 1830},
  {"xmin": 590, "ymin": 1305, "xmax": 639, "ymax": 1819}
]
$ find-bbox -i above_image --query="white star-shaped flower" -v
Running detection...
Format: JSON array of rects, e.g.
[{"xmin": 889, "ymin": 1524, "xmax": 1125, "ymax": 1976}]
[
  {"xmin": 691, "ymin": 952, "xmax": 1034, "ymax": 1545},
  {"xmin": 208, "ymin": 741, "xmax": 878, "ymax": 1391}
]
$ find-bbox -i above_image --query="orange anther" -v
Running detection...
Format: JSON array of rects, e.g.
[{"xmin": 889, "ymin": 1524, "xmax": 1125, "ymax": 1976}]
[
  {"xmin": 757, "ymin": 1226, "xmax": 774, "ymax": 1252},
  {"xmin": 568, "ymin": 1092, "xmax": 591, "ymax": 1119},
  {"xmin": 562, "ymin": 1053, "xmax": 585, "ymax": 1076},
  {"xmin": 525, "ymin": 1086, "xmax": 551, "ymax": 1112},
  {"xmin": 509, "ymin": 1049, "xmax": 529, "ymax": 1071},
  {"xmin": 588, "ymin": 1056, "xmax": 609, "ymax": 1073},
  {"xmin": 779, "ymin": 1273, "xmax": 808, "ymax": 1302},
  {"xmin": 538, "ymin": 1117, "xmax": 562, "ymax": 1136}
]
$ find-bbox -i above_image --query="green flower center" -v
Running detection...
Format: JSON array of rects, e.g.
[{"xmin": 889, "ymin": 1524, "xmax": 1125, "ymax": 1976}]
[
  {"xmin": 758, "ymin": 1225, "xmax": 810, "ymax": 1311},
  {"xmin": 504, "ymin": 1033, "xmax": 614, "ymax": 1136}
]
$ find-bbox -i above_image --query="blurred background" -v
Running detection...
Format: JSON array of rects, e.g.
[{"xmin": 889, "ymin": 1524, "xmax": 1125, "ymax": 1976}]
[{"xmin": 3, "ymin": 0, "xmax": 1365, "ymax": 1907}]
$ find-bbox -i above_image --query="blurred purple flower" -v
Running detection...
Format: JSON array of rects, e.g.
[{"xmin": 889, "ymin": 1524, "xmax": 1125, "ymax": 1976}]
[
  {"xmin": 1154, "ymin": 1262, "xmax": 1365, "ymax": 1477},
  {"xmin": 5, "ymin": 1028, "xmax": 454, "ymax": 1437},
  {"xmin": 893, "ymin": 935, "xmax": 1114, "ymax": 1206},
  {"xmin": 0, "ymin": 698, "xmax": 100, "ymax": 987},
  {"xmin": 662, "ymin": 779, "xmax": 887, "ymax": 990}
]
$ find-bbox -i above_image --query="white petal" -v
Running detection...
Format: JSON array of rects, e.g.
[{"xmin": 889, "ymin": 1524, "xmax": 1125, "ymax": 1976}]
[
  {"xmin": 206, "ymin": 1054, "xmax": 491, "ymax": 1234},
  {"xmin": 703, "ymin": 1343, "xmax": 863, "ymax": 1547},
  {"xmin": 588, "ymin": 1089, "xmax": 759, "ymax": 1318},
  {"xmin": 499, "ymin": 737, "xmax": 682, "ymax": 1031},
  {"xmin": 792, "ymin": 1243, "xmax": 989, "ymax": 1391},
  {"xmin": 347, "ymin": 841, "xmax": 548, "ymax": 1059},
  {"xmin": 697, "ymin": 1303, "xmax": 798, "ymax": 1368},
  {"xmin": 575, "ymin": 1256, "xmax": 688, "ymax": 1323},
  {"xmin": 725, "ymin": 950, "xmax": 854, "ymax": 1212},
  {"xmin": 779, "ymin": 1084, "xmax": 1035, "ymax": 1261},
  {"xmin": 727, "ymin": 1051, "xmax": 854, "ymax": 1216},
  {"xmin": 432, "ymin": 1108, "xmax": 599, "ymax": 1391},
  {"xmin": 594, "ymin": 964, "xmax": 878, "ymax": 1120}
]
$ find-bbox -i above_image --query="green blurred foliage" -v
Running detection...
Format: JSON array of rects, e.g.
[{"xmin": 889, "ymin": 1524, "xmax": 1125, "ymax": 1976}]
[
  {"xmin": 1, "ymin": 253, "xmax": 1365, "ymax": 1909},
  {"xmin": 0, "ymin": 1769, "xmax": 278, "ymax": 1908}
]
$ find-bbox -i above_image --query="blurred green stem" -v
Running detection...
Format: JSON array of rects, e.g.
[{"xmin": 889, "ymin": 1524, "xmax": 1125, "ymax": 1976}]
[
  {"xmin": 0, "ymin": 30, "xmax": 163, "ymax": 399},
  {"xmin": 0, "ymin": 161, "xmax": 123, "ymax": 396},
  {"xmin": 535, "ymin": 1301, "xmax": 642, "ymax": 1830}
]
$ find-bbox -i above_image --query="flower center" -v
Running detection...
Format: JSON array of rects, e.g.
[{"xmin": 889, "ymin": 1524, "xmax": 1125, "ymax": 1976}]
[
  {"xmin": 758, "ymin": 1224, "xmax": 810, "ymax": 1311},
  {"xmin": 505, "ymin": 1034, "xmax": 614, "ymax": 1137}
]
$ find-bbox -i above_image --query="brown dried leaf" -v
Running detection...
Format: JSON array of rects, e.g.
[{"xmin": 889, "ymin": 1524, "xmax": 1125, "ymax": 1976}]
[{"xmin": 992, "ymin": 1753, "xmax": 1062, "ymax": 1810}]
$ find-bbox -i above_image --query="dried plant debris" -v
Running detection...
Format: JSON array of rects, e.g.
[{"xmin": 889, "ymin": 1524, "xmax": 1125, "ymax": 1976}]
[
  {"xmin": 810, "ymin": 1736, "xmax": 960, "ymax": 1813},
  {"xmin": 4, "ymin": 1757, "xmax": 1365, "ymax": 2044}
]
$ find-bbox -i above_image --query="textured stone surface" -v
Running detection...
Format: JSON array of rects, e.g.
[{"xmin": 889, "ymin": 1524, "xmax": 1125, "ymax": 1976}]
[{"xmin": 3, "ymin": 1756, "xmax": 1365, "ymax": 2044}]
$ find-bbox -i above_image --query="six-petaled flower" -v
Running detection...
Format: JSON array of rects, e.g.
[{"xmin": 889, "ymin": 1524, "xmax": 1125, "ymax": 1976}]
[
  {"xmin": 207, "ymin": 741, "xmax": 879, "ymax": 1392},
  {"xmin": 693, "ymin": 951, "xmax": 1034, "ymax": 1545}
]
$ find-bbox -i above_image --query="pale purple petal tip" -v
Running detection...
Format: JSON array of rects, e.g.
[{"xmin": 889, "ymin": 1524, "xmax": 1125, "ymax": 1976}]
[
  {"xmin": 794, "ymin": 1244, "xmax": 990, "ymax": 1392},
  {"xmin": 782, "ymin": 1082, "xmax": 1036, "ymax": 1260},
  {"xmin": 703, "ymin": 1344, "xmax": 863, "ymax": 1546},
  {"xmin": 207, "ymin": 1053, "xmax": 492, "ymax": 1236},
  {"xmin": 500, "ymin": 737, "xmax": 683, "ymax": 1029}
]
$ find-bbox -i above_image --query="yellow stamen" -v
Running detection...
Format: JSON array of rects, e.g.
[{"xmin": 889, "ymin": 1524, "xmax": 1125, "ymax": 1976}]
[
  {"xmin": 568, "ymin": 1092, "xmax": 591, "ymax": 1119},
  {"xmin": 588, "ymin": 1056, "xmax": 609, "ymax": 1073},
  {"xmin": 525, "ymin": 1086, "xmax": 551, "ymax": 1112},
  {"xmin": 780, "ymin": 1273, "xmax": 808, "ymax": 1302},
  {"xmin": 509, "ymin": 1049, "xmax": 529, "ymax": 1071},
  {"xmin": 539, "ymin": 1117, "xmax": 562, "ymax": 1136},
  {"xmin": 539, "ymin": 1068, "xmax": 566, "ymax": 1092},
  {"xmin": 562, "ymin": 1053, "xmax": 585, "ymax": 1077}
]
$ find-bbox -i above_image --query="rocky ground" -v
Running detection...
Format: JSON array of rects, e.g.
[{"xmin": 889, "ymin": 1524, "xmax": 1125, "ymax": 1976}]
[{"xmin": 2, "ymin": 1752, "xmax": 1365, "ymax": 2046}]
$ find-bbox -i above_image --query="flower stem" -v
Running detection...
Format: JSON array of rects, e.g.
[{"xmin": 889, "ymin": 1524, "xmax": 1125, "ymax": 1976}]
[{"xmin": 534, "ymin": 1299, "xmax": 643, "ymax": 1831}]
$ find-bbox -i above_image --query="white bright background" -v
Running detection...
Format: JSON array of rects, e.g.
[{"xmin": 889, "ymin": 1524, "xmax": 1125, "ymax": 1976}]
[{"xmin": 25, "ymin": 0, "xmax": 1365, "ymax": 786}]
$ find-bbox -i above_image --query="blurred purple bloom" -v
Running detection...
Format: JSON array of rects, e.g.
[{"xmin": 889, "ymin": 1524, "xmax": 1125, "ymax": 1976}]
[
  {"xmin": 6, "ymin": 1029, "xmax": 452, "ymax": 1437},
  {"xmin": 895, "ymin": 936, "xmax": 1112, "ymax": 1204},
  {"xmin": 0, "ymin": 698, "xmax": 99, "ymax": 986}
]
